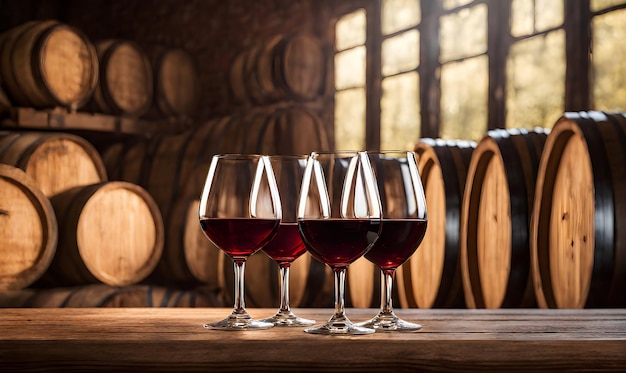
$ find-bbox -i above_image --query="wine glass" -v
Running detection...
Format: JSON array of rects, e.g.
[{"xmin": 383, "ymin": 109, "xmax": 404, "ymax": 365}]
[
  {"xmin": 259, "ymin": 155, "xmax": 315, "ymax": 327},
  {"xmin": 297, "ymin": 151, "xmax": 382, "ymax": 335},
  {"xmin": 356, "ymin": 151, "xmax": 428, "ymax": 332},
  {"xmin": 198, "ymin": 154, "xmax": 281, "ymax": 330}
]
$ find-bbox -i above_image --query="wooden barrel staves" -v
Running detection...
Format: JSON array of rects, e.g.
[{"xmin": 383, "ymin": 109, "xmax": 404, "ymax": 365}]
[
  {"xmin": 0, "ymin": 131, "xmax": 108, "ymax": 197},
  {"xmin": 0, "ymin": 284, "xmax": 222, "ymax": 308},
  {"xmin": 91, "ymin": 40, "xmax": 153, "ymax": 117},
  {"xmin": 396, "ymin": 139, "xmax": 475, "ymax": 309},
  {"xmin": 0, "ymin": 164, "xmax": 57, "ymax": 290},
  {"xmin": 461, "ymin": 127, "xmax": 548, "ymax": 308},
  {"xmin": 151, "ymin": 162, "xmax": 223, "ymax": 289},
  {"xmin": 229, "ymin": 32, "xmax": 325, "ymax": 105},
  {"xmin": 531, "ymin": 111, "xmax": 626, "ymax": 308},
  {"xmin": 151, "ymin": 48, "xmax": 199, "ymax": 119},
  {"xmin": 0, "ymin": 20, "xmax": 98, "ymax": 110},
  {"xmin": 45, "ymin": 181, "xmax": 164, "ymax": 287}
]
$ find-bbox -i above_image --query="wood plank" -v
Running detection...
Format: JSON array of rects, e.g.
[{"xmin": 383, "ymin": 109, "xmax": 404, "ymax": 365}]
[{"xmin": 0, "ymin": 308, "xmax": 624, "ymax": 372}]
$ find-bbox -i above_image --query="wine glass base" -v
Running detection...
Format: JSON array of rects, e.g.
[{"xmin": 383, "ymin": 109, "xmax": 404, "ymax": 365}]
[
  {"xmin": 259, "ymin": 310, "xmax": 316, "ymax": 327},
  {"xmin": 355, "ymin": 312, "xmax": 423, "ymax": 332},
  {"xmin": 305, "ymin": 320, "xmax": 375, "ymax": 335},
  {"xmin": 204, "ymin": 311, "xmax": 274, "ymax": 331}
]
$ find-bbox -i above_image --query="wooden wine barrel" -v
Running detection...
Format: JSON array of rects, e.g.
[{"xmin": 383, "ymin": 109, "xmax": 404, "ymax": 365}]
[
  {"xmin": 45, "ymin": 181, "xmax": 164, "ymax": 287},
  {"xmin": 0, "ymin": 164, "xmax": 58, "ymax": 290},
  {"xmin": 273, "ymin": 32, "xmax": 325, "ymax": 101},
  {"xmin": 531, "ymin": 111, "xmax": 626, "ymax": 308},
  {"xmin": 346, "ymin": 256, "xmax": 380, "ymax": 308},
  {"xmin": 148, "ymin": 162, "xmax": 223, "ymax": 289},
  {"xmin": 229, "ymin": 32, "xmax": 325, "ymax": 104},
  {"xmin": 101, "ymin": 137, "xmax": 149, "ymax": 185},
  {"xmin": 0, "ymin": 20, "xmax": 98, "ymax": 110},
  {"xmin": 177, "ymin": 116, "xmax": 233, "ymax": 187},
  {"xmin": 91, "ymin": 40, "xmax": 153, "ymax": 117},
  {"xmin": 254, "ymin": 34, "xmax": 287, "ymax": 103},
  {"xmin": 396, "ymin": 139, "xmax": 475, "ymax": 309},
  {"xmin": 461, "ymin": 127, "xmax": 548, "ymax": 308},
  {"xmin": 0, "ymin": 131, "xmax": 108, "ymax": 197},
  {"xmin": 228, "ymin": 50, "xmax": 249, "ymax": 105},
  {"xmin": 149, "ymin": 47, "xmax": 199, "ymax": 119},
  {"xmin": 212, "ymin": 106, "xmax": 329, "ymax": 155},
  {"xmin": 0, "ymin": 22, "xmax": 40, "ymax": 106},
  {"xmin": 0, "ymin": 284, "xmax": 222, "ymax": 308}
]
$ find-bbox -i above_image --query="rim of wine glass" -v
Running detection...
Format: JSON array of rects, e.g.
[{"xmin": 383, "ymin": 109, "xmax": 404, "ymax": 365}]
[
  {"xmin": 266, "ymin": 154, "xmax": 309, "ymax": 160},
  {"xmin": 308, "ymin": 150, "xmax": 364, "ymax": 158},
  {"xmin": 212, "ymin": 153, "xmax": 266, "ymax": 160},
  {"xmin": 365, "ymin": 150, "xmax": 416, "ymax": 155}
]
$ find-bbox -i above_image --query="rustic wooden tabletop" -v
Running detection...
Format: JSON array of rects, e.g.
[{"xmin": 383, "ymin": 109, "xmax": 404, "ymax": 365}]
[{"xmin": 0, "ymin": 308, "xmax": 625, "ymax": 372}]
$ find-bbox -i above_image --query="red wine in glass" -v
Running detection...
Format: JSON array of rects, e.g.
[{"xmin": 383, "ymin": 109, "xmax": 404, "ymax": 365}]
[
  {"xmin": 299, "ymin": 219, "xmax": 381, "ymax": 267},
  {"xmin": 198, "ymin": 154, "xmax": 282, "ymax": 331},
  {"xmin": 356, "ymin": 151, "xmax": 428, "ymax": 332},
  {"xmin": 364, "ymin": 219, "xmax": 427, "ymax": 270},
  {"xmin": 200, "ymin": 218, "xmax": 280, "ymax": 258},
  {"xmin": 262, "ymin": 223, "xmax": 307, "ymax": 264},
  {"xmin": 259, "ymin": 155, "xmax": 315, "ymax": 327},
  {"xmin": 297, "ymin": 151, "xmax": 383, "ymax": 335}
]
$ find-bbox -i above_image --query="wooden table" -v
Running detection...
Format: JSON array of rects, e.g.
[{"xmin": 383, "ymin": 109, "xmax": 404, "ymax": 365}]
[{"xmin": 0, "ymin": 308, "xmax": 625, "ymax": 372}]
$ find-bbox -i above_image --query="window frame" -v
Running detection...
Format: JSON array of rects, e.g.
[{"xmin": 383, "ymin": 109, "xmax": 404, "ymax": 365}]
[{"xmin": 332, "ymin": 0, "xmax": 626, "ymax": 150}]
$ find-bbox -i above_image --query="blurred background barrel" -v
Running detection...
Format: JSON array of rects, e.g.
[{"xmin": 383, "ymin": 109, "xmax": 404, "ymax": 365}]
[
  {"xmin": 461, "ymin": 127, "xmax": 548, "ymax": 308},
  {"xmin": 346, "ymin": 257, "xmax": 380, "ymax": 308},
  {"xmin": 91, "ymin": 39, "xmax": 153, "ymax": 117},
  {"xmin": 396, "ymin": 139, "xmax": 475, "ymax": 309},
  {"xmin": 0, "ymin": 131, "xmax": 108, "ymax": 197},
  {"xmin": 0, "ymin": 284, "xmax": 221, "ymax": 307},
  {"xmin": 44, "ymin": 181, "xmax": 163, "ymax": 287},
  {"xmin": 146, "ymin": 47, "xmax": 199, "ymax": 121},
  {"xmin": 0, "ymin": 20, "xmax": 98, "ymax": 111},
  {"xmin": 0, "ymin": 164, "xmax": 57, "ymax": 291},
  {"xmin": 229, "ymin": 32, "xmax": 325, "ymax": 105},
  {"xmin": 531, "ymin": 111, "xmax": 626, "ymax": 308}
]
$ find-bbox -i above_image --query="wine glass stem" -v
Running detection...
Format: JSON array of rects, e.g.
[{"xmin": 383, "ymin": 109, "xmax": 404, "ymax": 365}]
[
  {"xmin": 333, "ymin": 267, "xmax": 347, "ymax": 318},
  {"xmin": 278, "ymin": 264, "xmax": 291, "ymax": 312},
  {"xmin": 380, "ymin": 269, "xmax": 395, "ymax": 314},
  {"xmin": 233, "ymin": 259, "xmax": 247, "ymax": 314}
]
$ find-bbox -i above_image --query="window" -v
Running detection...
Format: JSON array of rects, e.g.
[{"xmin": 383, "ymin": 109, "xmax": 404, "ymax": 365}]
[
  {"xmin": 333, "ymin": 0, "xmax": 626, "ymax": 149},
  {"xmin": 380, "ymin": 0, "xmax": 421, "ymax": 150},
  {"xmin": 334, "ymin": 9, "xmax": 367, "ymax": 151},
  {"xmin": 507, "ymin": 0, "xmax": 565, "ymax": 130}
]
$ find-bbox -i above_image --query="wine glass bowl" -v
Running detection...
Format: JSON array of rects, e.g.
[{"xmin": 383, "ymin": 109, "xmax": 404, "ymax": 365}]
[
  {"xmin": 258, "ymin": 155, "xmax": 315, "ymax": 327},
  {"xmin": 198, "ymin": 154, "xmax": 281, "ymax": 330},
  {"xmin": 297, "ymin": 151, "xmax": 382, "ymax": 335},
  {"xmin": 356, "ymin": 150, "xmax": 428, "ymax": 332}
]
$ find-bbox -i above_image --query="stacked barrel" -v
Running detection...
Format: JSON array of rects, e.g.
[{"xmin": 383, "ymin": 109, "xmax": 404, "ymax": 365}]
[
  {"xmin": 404, "ymin": 111, "xmax": 626, "ymax": 309},
  {"xmin": 0, "ymin": 20, "xmax": 333, "ymax": 309}
]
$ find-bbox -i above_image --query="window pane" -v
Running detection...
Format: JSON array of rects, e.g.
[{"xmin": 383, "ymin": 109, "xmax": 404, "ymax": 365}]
[
  {"xmin": 592, "ymin": 9, "xmax": 626, "ymax": 112},
  {"xmin": 511, "ymin": 0, "xmax": 534, "ymax": 36},
  {"xmin": 335, "ymin": 88, "xmax": 366, "ymax": 150},
  {"xmin": 591, "ymin": 0, "xmax": 626, "ymax": 11},
  {"xmin": 440, "ymin": 4, "xmax": 487, "ymax": 62},
  {"xmin": 381, "ymin": 72, "xmax": 420, "ymax": 150},
  {"xmin": 506, "ymin": 30, "xmax": 565, "ymax": 129},
  {"xmin": 382, "ymin": 29, "xmax": 419, "ymax": 76},
  {"xmin": 335, "ymin": 46, "xmax": 366, "ymax": 90},
  {"xmin": 440, "ymin": 56, "xmax": 488, "ymax": 141},
  {"xmin": 536, "ymin": 0, "xmax": 563, "ymax": 32},
  {"xmin": 512, "ymin": 0, "xmax": 563, "ymax": 36},
  {"xmin": 382, "ymin": 0, "xmax": 420, "ymax": 35},
  {"xmin": 443, "ymin": 0, "xmax": 474, "ymax": 10},
  {"xmin": 336, "ymin": 9, "xmax": 366, "ymax": 51}
]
